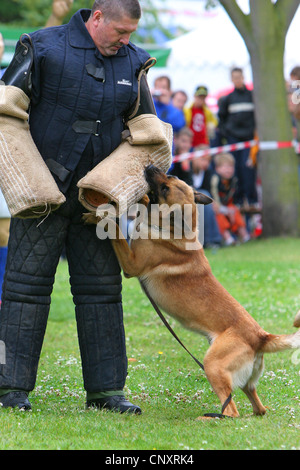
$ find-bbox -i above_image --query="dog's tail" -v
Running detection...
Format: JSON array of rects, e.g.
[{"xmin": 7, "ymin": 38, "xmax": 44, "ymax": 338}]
[
  {"xmin": 294, "ymin": 309, "xmax": 300, "ymax": 328},
  {"xmin": 260, "ymin": 310, "xmax": 300, "ymax": 353}
]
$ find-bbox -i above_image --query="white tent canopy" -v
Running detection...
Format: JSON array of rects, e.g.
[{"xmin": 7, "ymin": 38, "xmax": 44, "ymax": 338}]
[{"xmin": 148, "ymin": 5, "xmax": 300, "ymax": 101}]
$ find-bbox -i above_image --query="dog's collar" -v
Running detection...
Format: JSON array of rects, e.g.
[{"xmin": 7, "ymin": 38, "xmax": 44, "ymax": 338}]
[
  {"xmin": 150, "ymin": 224, "xmax": 167, "ymax": 233},
  {"xmin": 139, "ymin": 222, "xmax": 169, "ymax": 234}
]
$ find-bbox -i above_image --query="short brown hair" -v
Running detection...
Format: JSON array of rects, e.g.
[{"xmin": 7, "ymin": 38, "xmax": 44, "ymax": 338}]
[
  {"xmin": 154, "ymin": 76, "xmax": 171, "ymax": 91},
  {"xmin": 175, "ymin": 127, "xmax": 193, "ymax": 139},
  {"xmin": 214, "ymin": 152, "xmax": 235, "ymax": 167},
  {"xmin": 171, "ymin": 90, "xmax": 188, "ymax": 100},
  {"xmin": 91, "ymin": 0, "xmax": 141, "ymax": 20},
  {"xmin": 290, "ymin": 66, "xmax": 300, "ymax": 79},
  {"xmin": 231, "ymin": 67, "xmax": 243, "ymax": 75}
]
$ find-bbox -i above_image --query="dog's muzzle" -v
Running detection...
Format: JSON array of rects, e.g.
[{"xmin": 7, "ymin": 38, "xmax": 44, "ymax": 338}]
[
  {"xmin": 144, "ymin": 164, "xmax": 164, "ymax": 183},
  {"xmin": 144, "ymin": 165, "xmax": 164, "ymax": 203}
]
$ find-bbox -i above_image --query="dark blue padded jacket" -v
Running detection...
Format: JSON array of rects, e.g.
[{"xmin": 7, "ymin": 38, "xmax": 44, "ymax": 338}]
[{"xmin": 26, "ymin": 9, "xmax": 150, "ymax": 192}]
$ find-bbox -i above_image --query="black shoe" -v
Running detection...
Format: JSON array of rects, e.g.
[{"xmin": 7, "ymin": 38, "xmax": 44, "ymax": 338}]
[
  {"xmin": 0, "ymin": 391, "xmax": 31, "ymax": 410},
  {"xmin": 86, "ymin": 395, "xmax": 141, "ymax": 414}
]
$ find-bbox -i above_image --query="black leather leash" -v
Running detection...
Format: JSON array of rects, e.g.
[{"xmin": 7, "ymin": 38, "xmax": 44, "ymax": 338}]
[
  {"xmin": 140, "ymin": 280, "xmax": 205, "ymax": 371},
  {"xmin": 140, "ymin": 280, "xmax": 232, "ymax": 418}
]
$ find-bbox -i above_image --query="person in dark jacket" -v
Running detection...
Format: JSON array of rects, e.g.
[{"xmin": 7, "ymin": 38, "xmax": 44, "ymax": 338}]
[
  {"xmin": 218, "ymin": 67, "xmax": 258, "ymax": 206},
  {"xmin": 0, "ymin": 0, "xmax": 149, "ymax": 413}
]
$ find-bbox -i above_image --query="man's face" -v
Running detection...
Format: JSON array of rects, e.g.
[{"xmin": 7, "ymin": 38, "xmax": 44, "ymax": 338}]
[
  {"xmin": 90, "ymin": 11, "xmax": 139, "ymax": 56},
  {"xmin": 175, "ymin": 134, "xmax": 192, "ymax": 153},
  {"xmin": 172, "ymin": 92, "xmax": 187, "ymax": 110},
  {"xmin": 153, "ymin": 78, "xmax": 171, "ymax": 104},
  {"xmin": 154, "ymin": 78, "xmax": 170, "ymax": 93},
  {"xmin": 194, "ymin": 95, "xmax": 206, "ymax": 108},
  {"xmin": 192, "ymin": 155, "xmax": 211, "ymax": 172},
  {"xmin": 216, "ymin": 163, "xmax": 235, "ymax": 180},
  {"xmin": 231, "ymin": 71, "xmax": 244, "ymax": 89}
]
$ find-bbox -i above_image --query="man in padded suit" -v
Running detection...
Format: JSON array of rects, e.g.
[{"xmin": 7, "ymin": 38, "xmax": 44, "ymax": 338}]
[{"xmin": 0, "ymin": 0, "xmax": 154, "ymax": 413}]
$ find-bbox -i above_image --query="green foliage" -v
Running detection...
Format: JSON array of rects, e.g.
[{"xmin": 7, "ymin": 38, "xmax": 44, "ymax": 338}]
[
  {"xmin": 19, "ymin": 0, "xmax": 53, "ymax": 27},
  {"xmin": 131, "ymin": 0, "xmax": 176, "ymax": 44},
  {"xmin": 0, "ymin": 0, "xmax": 175, "ymax": 43},
  {"xmin": 1, "ymin": 0, "xmax": 92, "ymax": 27},
  {"xmin": 0, "ymin": 0, "xmax": 23, "ymax": 23},
  {"xmin": 205, "ymin": 0, "xmax": 219, "ymax": 9},
  {"xmin": 0, "ymin": 238, "xmax": 299, "ymax": 450}
]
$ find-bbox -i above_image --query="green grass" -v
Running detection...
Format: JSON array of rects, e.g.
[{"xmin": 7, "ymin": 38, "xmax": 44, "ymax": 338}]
[{"xmin": 0, "ymin": 238, "xmax": 300, "ymax": 450}]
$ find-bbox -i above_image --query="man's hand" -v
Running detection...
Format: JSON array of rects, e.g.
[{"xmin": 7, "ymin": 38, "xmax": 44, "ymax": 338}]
[
  {"xmin": 0, "ymin": 33, "xmax": 4, "ymax": 63},
  {"xmin": 151, "ymin": 87, "xmax": 171, "ymax": 105},
  {"xmin": 45, "ymin": 0, "xmax": 74, "ymax": 27},
  {"xmin": 52, "ymin": 0, "xmax": 73, "ymax": 20}
]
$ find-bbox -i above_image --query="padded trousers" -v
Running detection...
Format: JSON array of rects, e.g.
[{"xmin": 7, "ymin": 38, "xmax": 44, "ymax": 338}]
[{"xmin": 0, "ymin": 148, "xmax": 128, "ymax": 393}]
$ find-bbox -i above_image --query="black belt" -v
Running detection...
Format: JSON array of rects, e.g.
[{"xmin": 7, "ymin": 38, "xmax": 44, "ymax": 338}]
[
  {"xmin": 45, "ymin": 159, "xmax": 71, "ymax": 183},
  {"xmin": 72, "ymin": 119, "xmax": 102, "ymax": 136}
]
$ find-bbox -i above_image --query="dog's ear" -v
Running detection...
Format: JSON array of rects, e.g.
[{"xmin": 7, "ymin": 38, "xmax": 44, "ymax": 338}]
[
  {"xmin": 138, "ymin": 194, "xmax": 150, "ymax": 207},
  {"xmin": 194, "ymin": 191, "xmax": 213, "ymax": 205}
]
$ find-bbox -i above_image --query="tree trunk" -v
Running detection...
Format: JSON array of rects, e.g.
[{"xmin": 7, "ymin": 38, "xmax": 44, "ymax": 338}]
[
  {"xmin": 219, "ymin": 0, "xmax": 300, "ymax": 237},
  {"xmin": 249, "ymin": 34, "xmax": 300, "ymax": 236}
]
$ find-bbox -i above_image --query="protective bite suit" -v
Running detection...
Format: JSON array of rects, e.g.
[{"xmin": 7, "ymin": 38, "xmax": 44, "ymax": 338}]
[{"xmin": 0, "ymin": 9, "xmax": 154, "ymax": 395}]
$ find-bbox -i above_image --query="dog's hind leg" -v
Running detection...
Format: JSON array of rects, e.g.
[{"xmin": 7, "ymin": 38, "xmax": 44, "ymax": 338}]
[
  {"xmin": 241, "ymin": 385, "xmax": 267, "ymax": 416},
  {"xmin": 202, "ymin": 364, "xmax": 240, "ymax": 418},
  {"xmin": 242, "ymin": 353, "xmax": 267, "ymax": 416},
  {"xmin": 201, "ymin": 333, "xmax": 254, "ymax": 418}
]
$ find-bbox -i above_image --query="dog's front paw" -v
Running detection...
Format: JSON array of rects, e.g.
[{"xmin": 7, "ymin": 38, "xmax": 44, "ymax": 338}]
[
  {"xmin": 139, "ymin": 194, "xmax": 150, "ymax": 207},
  {"xmin": 82, "ymin": 212, "xmax": 100, "ymax": 225}
]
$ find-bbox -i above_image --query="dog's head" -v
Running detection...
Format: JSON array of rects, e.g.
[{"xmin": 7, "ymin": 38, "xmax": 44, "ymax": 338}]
[
  {"xmin": 145, "ymin": 165, "xmax": 212, "ymax": 206},
  {"xmin": 144, "ymin": 165, "xmax": 212, "ymax": 238}
]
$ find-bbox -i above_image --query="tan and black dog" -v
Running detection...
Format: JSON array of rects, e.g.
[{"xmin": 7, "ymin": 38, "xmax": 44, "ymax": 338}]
[{"xmin": 90, "ymin": 165, "xmax": 300, "ymax": 418}]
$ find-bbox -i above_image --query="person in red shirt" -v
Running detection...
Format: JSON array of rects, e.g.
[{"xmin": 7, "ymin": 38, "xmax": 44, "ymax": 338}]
[{"xmin": 184, "ymin": 85, "xmax": 218, "ymax": 147}]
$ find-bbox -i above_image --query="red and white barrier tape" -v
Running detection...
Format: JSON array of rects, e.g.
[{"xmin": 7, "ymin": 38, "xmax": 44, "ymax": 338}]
[{"xmin": 172, "ymin": 140, "xmax": 300, "ymax": 163}]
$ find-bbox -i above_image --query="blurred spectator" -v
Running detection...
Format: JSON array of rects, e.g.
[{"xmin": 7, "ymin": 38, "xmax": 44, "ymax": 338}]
[
  {"xmin": 152, "ymin": 76, "xmax": 186, "ymax": 133},
  {"xmin": 184, "ymin": 85, "xmax": 217, "ymax": 148},
  {"xmin": 210, "ymin": 153, "xmax": 250, "ymax": 246},
  {"xmin": 191, "ymin": 146, "xmax": 222, "ymax": 248},
  {"xmin": 288, "ymin": 66, "xmax": 300, "ymax": 124},
  {"xmin": 170, "ymin": 129, "xmax": 221, "ymax": 248},
  {"xmin": 191, "ymin": 146, "xmax": 213, "ymax": 194},
  {"xmin": 171, "ymin": 90, "xmax": 188, "ymax": 111},
  {"xmin": 218, "ymin": 68, "xmax": 257, "ymax": 207},
  {"xmin": 288, "ymin": 66, "xmax": 300, "ymax": 181},
  {"xmin": 0, "ymin": 32, "xmax": 10, "ymax": 301},
  {"xmin": 169, "ymin": 127, "xmax": 193, "ymax": 183},
  {"xmin": 0, "ymin": 33, "xmax": 5, "ymax": 78},
  {"xmin": 0, "ymin": 194, "xmax": 10, "ymax": 304}
]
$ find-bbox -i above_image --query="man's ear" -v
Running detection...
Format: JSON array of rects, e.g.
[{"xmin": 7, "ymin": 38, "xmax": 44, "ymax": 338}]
[{"xmin": 194, "ymin": 191, "xmax": 213, "ymax": 205}]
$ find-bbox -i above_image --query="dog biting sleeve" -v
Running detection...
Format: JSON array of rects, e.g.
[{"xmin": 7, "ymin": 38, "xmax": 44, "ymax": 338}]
[{"xmin": 77, "ymin": 114, "xmax": 173, "ymax": 216}]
